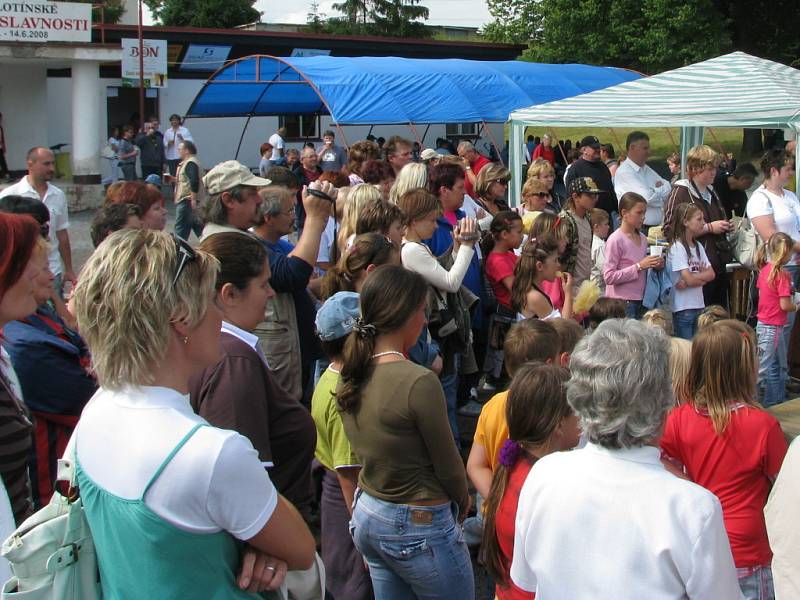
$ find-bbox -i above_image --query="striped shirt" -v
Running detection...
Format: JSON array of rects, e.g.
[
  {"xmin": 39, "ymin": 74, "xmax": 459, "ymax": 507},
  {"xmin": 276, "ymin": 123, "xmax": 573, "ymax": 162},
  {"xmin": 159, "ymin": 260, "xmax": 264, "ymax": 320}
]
[{"xmin": 0, "ymin": 373, "xmax": 34, "ymax": 525}]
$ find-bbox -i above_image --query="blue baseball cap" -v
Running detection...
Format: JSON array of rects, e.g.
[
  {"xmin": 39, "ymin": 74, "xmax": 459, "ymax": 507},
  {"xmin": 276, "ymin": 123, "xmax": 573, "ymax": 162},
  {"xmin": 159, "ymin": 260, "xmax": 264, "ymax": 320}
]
[
  {"xmin": 315, "ymin": 292, "xmax": 360, "ymax": 341},
  {"xmin": 144, "ymin": 174, "xmax": 162, "ymax": 188}
]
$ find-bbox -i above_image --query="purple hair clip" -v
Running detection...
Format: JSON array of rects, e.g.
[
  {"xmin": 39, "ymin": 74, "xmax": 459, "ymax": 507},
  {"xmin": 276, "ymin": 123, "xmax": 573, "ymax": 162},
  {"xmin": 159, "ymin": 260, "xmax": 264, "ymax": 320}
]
[{"xmin": 498, "ymin": 438, "xmax": 522, "ymax": 468}]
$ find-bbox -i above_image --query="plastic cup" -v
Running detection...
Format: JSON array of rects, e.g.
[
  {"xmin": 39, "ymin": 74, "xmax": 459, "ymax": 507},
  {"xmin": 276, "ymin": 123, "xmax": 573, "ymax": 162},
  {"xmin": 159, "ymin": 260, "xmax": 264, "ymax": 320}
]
[{"xmin": 649, "ymin": 246, "xmax": 664, "ymax": 257}]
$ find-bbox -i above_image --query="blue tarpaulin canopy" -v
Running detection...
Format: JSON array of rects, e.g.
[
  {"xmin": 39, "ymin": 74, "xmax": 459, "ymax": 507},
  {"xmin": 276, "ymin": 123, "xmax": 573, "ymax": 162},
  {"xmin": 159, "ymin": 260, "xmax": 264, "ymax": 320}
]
[{"xmin": 186, "ymin": 55, "xmax": 641, "ymax": 125}]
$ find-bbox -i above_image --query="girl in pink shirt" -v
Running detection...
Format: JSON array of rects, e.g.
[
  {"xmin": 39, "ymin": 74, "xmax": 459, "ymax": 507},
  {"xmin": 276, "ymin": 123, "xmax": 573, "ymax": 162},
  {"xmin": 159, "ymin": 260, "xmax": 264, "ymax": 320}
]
[
  {"xmin": 756, "ymin": 232, "xmax": 796, "ymax": 407},
  {"xmin": 602, "ymin": 192, "xmax": 663, "ymax": 318}
]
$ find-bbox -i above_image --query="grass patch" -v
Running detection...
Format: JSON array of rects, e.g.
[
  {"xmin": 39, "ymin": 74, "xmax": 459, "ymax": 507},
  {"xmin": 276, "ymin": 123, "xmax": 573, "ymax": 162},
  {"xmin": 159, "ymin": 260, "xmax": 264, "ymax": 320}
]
[{"xmin": 521, "ymin": 126, "xmax": 748, "ymax": 163}]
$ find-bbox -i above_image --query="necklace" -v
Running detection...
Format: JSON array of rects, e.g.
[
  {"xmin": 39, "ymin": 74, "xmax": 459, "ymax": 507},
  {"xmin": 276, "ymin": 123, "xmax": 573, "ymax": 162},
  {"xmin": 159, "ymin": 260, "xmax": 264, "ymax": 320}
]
[{"xmin": 371, "ymin": 351, "xmax": 405, "ymax": 360}]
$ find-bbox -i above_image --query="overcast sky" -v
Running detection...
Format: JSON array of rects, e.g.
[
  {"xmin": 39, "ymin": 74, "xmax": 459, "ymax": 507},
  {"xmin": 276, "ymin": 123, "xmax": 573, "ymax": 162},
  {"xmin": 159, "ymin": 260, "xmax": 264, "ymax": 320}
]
[{"xmin": 143, "ymin": 0, "xmax": 493, "ymax": 32}]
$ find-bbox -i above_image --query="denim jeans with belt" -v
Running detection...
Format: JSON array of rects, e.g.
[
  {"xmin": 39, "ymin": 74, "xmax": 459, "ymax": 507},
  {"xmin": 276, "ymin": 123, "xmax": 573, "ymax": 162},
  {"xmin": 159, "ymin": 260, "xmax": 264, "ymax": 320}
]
[
  {"xmin": 757, "ymin": 322, "xmax": 787, "ymax": 407},
  {"xmin": 349, "ymin": 490, "xmax": 474, "ymax": 600}
]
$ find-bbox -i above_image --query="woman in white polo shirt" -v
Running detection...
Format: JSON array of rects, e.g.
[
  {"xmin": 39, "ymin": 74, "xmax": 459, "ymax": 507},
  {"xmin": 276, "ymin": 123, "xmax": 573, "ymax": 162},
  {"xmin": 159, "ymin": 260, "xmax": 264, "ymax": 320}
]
[
  {"xmin": 510, "ymin": 319, "xmax": 741, "ymax": 599},
  {"xmin": 746, "ymin": 147, "xmax": 800, "ymax": 364},
  {"xmin": 71, "ymin": 229, "xmax": 314, "ymax": 598}
]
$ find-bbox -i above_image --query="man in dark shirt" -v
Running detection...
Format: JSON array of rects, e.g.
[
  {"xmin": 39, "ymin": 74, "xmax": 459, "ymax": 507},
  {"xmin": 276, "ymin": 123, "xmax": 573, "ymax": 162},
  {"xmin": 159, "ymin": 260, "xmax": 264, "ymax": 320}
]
[
  {"xmin": 564, "ymin": 135, "xmax": 615, "ymax": 215},
  {"xmin": 713, "ymin": 163, "xmax": 757, "ymax": 218},
  {"xmin": 134, "ymin": 117, "xmax": 165, "ymax": 180},
  {"xmin": 252, "ymin": 180, "xmax": 334, "ymax": 406}
]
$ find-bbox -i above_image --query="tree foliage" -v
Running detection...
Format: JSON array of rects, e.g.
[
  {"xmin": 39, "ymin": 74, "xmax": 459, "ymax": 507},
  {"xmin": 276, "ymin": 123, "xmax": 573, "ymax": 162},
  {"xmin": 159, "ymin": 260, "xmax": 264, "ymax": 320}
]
[
  {"xmin": 306, "ymin": 0, "xmax": 430, "ymax": 38},
  {"xmin": 488, "ymin": 0, "xmax": 799, "ymax": 74},
  {"xmin": 69, "ymin": 0, "xmax": 125, "ymax": 24},
  {"xmin": 144, "ymin": 0, "xmax": 260, "ymax": 28}
]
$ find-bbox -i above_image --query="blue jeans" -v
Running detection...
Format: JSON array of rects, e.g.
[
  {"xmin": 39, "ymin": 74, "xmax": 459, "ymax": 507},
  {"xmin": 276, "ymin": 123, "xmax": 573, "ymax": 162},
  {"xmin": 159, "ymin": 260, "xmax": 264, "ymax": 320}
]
[
  {"xmin": 174, "ymin": 199, "xmax": 203, "ymax": 241},
  {"xmin": 440, "ymin": 354, "xmax": 460, "ymax": 448},
  {"xmin": 673, "ymin": 308, "xmax": 702, "ymax": 340},
  {"xmin": 624, "ymin": 300, "xmax": 644, "ymax": 319},
  {"xmin": 757, "ymin": 322, "xmax": 787, "ymax": 407},
  {"xmin": 737, "ymin": 565, "xmax": 774, "ymax": 600},
  {"xmin": 349, "ymin": 491, "xmax": 474, "ymax": 600}
]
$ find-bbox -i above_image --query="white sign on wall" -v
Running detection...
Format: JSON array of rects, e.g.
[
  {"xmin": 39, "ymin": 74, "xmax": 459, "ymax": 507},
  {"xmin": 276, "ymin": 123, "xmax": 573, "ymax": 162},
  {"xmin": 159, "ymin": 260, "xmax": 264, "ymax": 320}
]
[
  {"xmin": 0, "ymin": 1, "xmax": 91, "ymax": 42},
  {"xmin": 121, "ymin": 38, "xmax": 168, "ymax": 88}
]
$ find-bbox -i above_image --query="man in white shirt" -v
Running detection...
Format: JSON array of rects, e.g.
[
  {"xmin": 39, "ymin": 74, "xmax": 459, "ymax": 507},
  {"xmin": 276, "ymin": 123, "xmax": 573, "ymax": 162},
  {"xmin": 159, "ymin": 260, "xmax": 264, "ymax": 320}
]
[
  {"xmin": 268, "ymin": 127, "xmax": 287, "ymax": 167},
  {"xmin": 0, "ymin": 146, "xmax": 75, "ymax": 295},
  {"xmin": 163, "ymin": 113, "xmax": 193, "ymax": 175},
  {"xmin": 511, "ymin": 319, "xmax": 742, "ymax": 600},
  {"xmin": 614, "ymin": 131, "xmax": 671, "ymax": 232}
]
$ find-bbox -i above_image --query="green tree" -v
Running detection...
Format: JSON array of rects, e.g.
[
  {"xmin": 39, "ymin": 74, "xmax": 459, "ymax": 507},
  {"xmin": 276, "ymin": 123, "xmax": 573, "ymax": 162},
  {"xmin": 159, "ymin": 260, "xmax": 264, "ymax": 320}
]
[
  {"xmin": 69, "ymin": 0, "xmax": 126, "ymax": 24},
  {"xmin": 331, "ymin": 0, "xmax": 371, "ymax": 32},
  {"xmin": 144, "ymin": 0, "xmax": 260, "ymax": 28},
  {"xmin": 367, "ymin": 0, "xmax": 430, "ymax": 38},
  {"xmin": 306, "ymin": 1, "xmax": 328, "ymax": 33},
  {"xmin": 482, "ymin": 0, "xmax": 543, "ymax": 44},
  {"xmin": 524, "ymin": 0, "xmax": 730, "ymax": 73}
]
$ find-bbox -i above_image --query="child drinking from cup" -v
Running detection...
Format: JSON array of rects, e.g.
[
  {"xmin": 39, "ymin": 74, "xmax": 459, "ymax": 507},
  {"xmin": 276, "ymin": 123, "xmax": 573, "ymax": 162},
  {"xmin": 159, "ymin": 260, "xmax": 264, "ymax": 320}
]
[
  {"xmin": 602, "ymin": 192, "xmax": 663, "ymax": 319},
  {"xmin": 667, "ymin": 203, "xmax": 715, "ymax": 339}
]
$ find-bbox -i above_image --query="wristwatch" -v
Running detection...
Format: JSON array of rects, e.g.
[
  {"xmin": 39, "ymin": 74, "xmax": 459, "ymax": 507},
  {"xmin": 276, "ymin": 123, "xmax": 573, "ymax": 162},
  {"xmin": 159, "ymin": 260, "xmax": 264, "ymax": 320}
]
[
  {"xmin": 465, "ymin": 166, "xmax": 472, "ymax": 171},
  {"xmin": 636, "ymin": 262, "xmax": 643, "ymax": 272}
]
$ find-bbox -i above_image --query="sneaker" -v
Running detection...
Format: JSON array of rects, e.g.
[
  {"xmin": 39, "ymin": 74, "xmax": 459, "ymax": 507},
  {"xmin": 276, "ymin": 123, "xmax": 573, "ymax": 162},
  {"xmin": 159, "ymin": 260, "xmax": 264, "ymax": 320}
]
[
  {"xmin": 457, "ymin": 400, "xmax": 484, "ymax": 417},
  {"xmin": 479, "ymin": 378, "xmax": 496, "ymax": 393}
]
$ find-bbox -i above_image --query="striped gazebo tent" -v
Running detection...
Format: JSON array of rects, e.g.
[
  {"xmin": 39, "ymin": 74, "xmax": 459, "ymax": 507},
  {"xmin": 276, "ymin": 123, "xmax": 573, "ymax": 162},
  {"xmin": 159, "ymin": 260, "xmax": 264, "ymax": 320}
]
[{"xmin": 507, "ymin": 52, "xmax": 800, "ymax": 206}]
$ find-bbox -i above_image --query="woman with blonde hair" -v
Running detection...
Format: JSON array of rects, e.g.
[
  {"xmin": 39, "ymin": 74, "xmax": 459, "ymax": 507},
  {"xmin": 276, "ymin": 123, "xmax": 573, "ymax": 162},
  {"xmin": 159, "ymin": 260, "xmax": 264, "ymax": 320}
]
[
  {"xmin": 389, "ymin": 162, "xmax": 428, "ymax": 204},
  {"xmin": 527, "ymin": 158, "xmax": 564, "ymax": 212},
  {"xmin": 337, "ymin": 183, "xmax": 382, "ymax": 253},
  {"xmin": 663, "ymin": 144, "xmax": 732, "ymax": 307},
  {"xmin": 72, "ymin": 229, "xmax": 315, "ymax": 597},
  {"xmin": 475, "ymin": 164, "xmax": 510, "ymax": 218},
  {"xmin": 660, "ymin": 319, "xmax": 788, "ymax": 598}
]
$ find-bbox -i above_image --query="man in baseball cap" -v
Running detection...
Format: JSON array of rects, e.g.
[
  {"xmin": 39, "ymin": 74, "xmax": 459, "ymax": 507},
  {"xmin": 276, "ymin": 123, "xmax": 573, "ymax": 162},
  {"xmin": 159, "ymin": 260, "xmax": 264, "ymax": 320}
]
[
  {"xmin": 199, "ymin": 160, "xmax": 271, "ymax": 240},
  {"xmin": 564, "ymin": 135, "xmax": 615, "ymax": 219}
]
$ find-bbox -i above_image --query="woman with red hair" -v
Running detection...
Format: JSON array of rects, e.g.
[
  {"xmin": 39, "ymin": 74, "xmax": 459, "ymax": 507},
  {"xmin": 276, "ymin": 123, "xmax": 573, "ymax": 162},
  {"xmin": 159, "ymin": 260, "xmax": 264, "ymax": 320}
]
[
  {"xmin": 0, "ymin": 213, "xmax": 42, "ymax": 525},
  {"xmin": 106, "ymin": 181, "xmax": 167, "ymax": 230}
]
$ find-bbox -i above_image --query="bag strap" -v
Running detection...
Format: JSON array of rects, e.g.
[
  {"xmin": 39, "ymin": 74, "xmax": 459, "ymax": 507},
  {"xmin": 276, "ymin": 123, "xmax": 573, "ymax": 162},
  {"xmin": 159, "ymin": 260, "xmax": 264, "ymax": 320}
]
[{"xmin": 142, "ymin": 424, "xmax": 206, "ymax": 498}]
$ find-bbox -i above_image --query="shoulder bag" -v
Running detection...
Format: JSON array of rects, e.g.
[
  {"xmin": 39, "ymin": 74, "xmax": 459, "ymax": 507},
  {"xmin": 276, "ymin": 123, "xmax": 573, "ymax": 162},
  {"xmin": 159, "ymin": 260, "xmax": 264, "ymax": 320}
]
[
  {"xmin": 731, "ymin": 190, "xmax": 772, "ymax": 270},
  {"xmin": 1, "ymin": 435, "xmax": 101, "ymax": 600}
]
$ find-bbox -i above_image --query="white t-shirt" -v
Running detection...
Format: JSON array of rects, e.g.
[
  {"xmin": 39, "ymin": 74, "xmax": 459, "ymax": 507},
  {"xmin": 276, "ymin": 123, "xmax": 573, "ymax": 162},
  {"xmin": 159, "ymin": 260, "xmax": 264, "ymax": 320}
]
[
  {"xmin": 746, "ymin": 186, "xmax": 800, "ymax": 261},
  {"xmin": 669, "ymin": 241, "xmax": 709, "ymax": 312},
  {"xmin": 511, "ymin": 443, "xmax": 741, "ymax": 600},
  {"xmin": 76, "ymin": 386, "xmax": 277, "ymax": 540},
  {"xmin": 0, "ymin": 177, "xmax": 68, "ymax": 276},
  {"xmin": 163, "ymin": 126, "xmax": 193, "ymax": 161},
  {"xmin": 268, "ymin": 133, "xmax": 285, "ymax": 161}
]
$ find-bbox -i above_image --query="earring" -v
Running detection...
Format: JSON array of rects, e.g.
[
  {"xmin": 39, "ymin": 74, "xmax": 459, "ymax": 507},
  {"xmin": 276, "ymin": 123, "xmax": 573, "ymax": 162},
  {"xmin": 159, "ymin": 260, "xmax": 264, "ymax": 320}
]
[{"xmin": 182, "ymin": 336, "xmax": 189, "ymax": 345}]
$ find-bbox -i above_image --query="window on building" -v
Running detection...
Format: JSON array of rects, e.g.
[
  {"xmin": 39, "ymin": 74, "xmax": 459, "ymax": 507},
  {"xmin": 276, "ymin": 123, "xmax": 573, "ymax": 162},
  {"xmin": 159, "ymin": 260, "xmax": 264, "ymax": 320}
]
[
  {"xmin": 446, "ymin": 122, "xmax": 479, "ymax": 139},
  {"xmin": 279, "ymin": 114, "xmax": 320, "ymax": 140}
]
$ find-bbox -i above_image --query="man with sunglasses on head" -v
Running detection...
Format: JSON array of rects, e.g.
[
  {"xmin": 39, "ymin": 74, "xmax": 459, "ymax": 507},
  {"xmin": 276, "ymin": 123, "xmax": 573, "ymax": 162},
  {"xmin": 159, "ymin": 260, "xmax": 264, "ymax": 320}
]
[
  {"xmin": 0, "ymin": 147, "xmax": 75, "ymax": 298},
  {"xmin": 252, "ymin": 179, "xmax": 336, "ymax": 407}
]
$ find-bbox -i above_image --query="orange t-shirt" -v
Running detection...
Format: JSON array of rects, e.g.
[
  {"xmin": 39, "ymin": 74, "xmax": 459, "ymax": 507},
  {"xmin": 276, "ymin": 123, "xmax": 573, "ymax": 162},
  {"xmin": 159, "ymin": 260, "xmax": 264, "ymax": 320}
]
[{"xmin": 474, "ymin": 390, "xmax": 509, "ymax": 471}]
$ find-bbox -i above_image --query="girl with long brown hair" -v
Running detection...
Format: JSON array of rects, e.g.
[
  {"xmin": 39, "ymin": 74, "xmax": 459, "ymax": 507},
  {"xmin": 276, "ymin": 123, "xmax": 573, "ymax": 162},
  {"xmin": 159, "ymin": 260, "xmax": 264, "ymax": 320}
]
[
  {"xmin": 338, "ymin": 265, "xmax": 472, "ymax": 599},
  {"xmin": 479, "ymin": 362, "xmax": 579, "ymax": 600},
  {"xmin": 660, "ymin": 320, "xmax": 788, "ymax": 598},
  {"xmin": 667, "ymin": 202, "xmax": 715, "ymax": 339},
  {"xmin": 511, "ymin": 238, "xmax": 573, "ymax": 320}
]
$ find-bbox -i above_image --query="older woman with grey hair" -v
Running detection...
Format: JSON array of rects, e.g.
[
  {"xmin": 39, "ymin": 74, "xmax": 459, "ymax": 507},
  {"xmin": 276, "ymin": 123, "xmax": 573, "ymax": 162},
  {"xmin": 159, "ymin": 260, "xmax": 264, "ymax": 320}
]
[{"xmin": 510, "ymin": 319, "xmax": 743, "ymax": 599}]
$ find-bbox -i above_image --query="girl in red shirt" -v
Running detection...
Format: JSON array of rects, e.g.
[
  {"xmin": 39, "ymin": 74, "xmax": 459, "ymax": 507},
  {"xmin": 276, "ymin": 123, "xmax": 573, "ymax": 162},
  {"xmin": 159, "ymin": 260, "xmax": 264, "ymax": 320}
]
[
  {"xmin": 479, "ymin": 362, "xmax": 580, "ymax": 600},
  {"xmin": 660, "ymin": 319, "xmax": 788, "ymax": 599}
]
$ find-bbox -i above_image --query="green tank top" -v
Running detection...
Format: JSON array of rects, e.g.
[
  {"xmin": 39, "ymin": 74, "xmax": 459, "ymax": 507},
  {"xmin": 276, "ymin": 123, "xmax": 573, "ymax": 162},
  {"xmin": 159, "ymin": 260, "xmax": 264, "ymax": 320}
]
[{"xmin": 76, "ymin": 424, "xmax": 276, "ymax": 599}]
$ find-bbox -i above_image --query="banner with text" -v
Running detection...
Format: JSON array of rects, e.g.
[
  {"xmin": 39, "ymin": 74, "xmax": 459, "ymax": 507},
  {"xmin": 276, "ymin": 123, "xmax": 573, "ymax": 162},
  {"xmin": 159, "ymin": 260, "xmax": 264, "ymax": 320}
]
[
  {"xmin": 121, "ymin": 38, "xmax": 168, "ymax": 88},
  {"xmin": 0, "ymin": 1, "xmax": 91, "ymax": 42}
]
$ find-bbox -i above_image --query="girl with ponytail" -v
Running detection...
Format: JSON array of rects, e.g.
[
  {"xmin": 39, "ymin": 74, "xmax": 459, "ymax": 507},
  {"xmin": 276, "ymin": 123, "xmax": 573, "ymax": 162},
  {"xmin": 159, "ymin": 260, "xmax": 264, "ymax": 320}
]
[
  {"xmin": 337, "ymin": 264, "xmax": 473, "ymax": 599},
  {"xmin": 480, "ymin": 362, "xmax": 580, "ymax": 599},
  {"xmin": 511, "ymin": 237, "xmax": 574, "ymax": 320},
  {"xmin": 320, "ymin": 233, "xmax": 399, "ymax": 300}
]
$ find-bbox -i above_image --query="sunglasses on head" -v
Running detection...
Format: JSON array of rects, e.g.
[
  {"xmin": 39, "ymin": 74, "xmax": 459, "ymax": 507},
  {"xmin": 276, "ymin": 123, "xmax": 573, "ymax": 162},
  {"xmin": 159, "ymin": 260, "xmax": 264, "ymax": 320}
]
[{"xmin": 172, "ymin": 234, "xmax": 197, "ymax": 287}]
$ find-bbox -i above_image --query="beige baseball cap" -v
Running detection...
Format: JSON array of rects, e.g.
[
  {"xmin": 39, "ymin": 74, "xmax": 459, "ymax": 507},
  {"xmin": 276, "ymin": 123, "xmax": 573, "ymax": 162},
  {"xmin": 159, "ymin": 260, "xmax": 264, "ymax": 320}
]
[
  {"xmin": 202, "ymin": 160, "xmax": 272, "ymax": 195},
  {"xmin": 420, "ymin": 148, "xmax": 442, "ymax": 161}
]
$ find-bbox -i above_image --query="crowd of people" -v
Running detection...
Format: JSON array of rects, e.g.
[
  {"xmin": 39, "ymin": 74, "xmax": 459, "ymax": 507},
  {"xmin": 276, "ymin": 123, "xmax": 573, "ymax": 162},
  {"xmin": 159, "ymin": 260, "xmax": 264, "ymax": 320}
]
[{"xmin": 0, "ymin": 125, "xmax": 799, "ymax": 600}]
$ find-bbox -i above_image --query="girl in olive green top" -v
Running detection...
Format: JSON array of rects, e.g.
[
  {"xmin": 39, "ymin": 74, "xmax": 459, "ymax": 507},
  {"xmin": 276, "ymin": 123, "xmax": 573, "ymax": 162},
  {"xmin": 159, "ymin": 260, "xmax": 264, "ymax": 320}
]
[{"xmin": 337, "ymin": 265, "xmax": 473, "ymax": 599}]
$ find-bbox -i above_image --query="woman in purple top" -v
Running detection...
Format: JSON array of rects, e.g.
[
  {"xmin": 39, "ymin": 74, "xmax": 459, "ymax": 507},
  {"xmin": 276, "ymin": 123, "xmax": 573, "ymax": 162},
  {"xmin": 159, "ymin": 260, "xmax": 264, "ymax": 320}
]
[{"xmin": 602, "ymin": 193, "xmax": 664, "ymax": 318}]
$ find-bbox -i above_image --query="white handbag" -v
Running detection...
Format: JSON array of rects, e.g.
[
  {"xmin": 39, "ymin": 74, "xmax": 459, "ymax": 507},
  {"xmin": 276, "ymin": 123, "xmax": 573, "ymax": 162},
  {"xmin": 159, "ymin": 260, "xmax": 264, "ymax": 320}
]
[{"xmin": 0, "ymin": 438, "xmax": 100, "ymax": 599}]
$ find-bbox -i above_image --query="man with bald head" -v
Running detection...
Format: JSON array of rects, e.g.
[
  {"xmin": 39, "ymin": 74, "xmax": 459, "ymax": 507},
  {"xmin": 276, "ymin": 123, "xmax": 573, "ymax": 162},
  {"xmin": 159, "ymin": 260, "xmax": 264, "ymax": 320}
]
[
  {"xmin": 457, "ymin": 140, "xmax": 491, "ymax": 199},
  {"xmin": 0, "ymin": 146, "xmax": 75, "ymax": 295}
]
